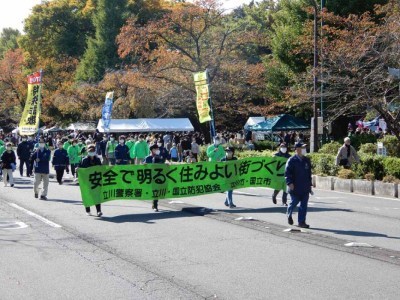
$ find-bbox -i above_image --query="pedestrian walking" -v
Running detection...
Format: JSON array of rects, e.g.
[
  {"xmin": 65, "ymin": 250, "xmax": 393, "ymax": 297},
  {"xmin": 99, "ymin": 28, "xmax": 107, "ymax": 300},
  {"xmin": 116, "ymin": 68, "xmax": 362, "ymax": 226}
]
[
  {"xmin": 131, "ymin": 134, "xmax": 150, "ymax": 165},
  {"xmin": 144, "ymin": 144, "xmax": 164, "ymax": 212},
  {"xmin": 115, "ymin": 135, "xmax": 130, "ymax": 165},
  {"xmin": 106, "ymin": 134, "xmax": 118, "ymax": 166},
  {"xmin": 32, "ymin": 137, "xmax": 51, "ymax": 200},
  {"xmin": 99, "ymin": 135, "xmax": 108, "ymax": 165},
  {"xmin": 191, "ymin": 138, "xmax": 199, "ymax": 161},
  {"xmin": 285, "ymin": 142, "xmax": 313, "ymax": 228},
  {"xmin": 17, "ymin": 136, "xmax": 34, "ymax": 177},
  {"xmin": 336, "ymin": 137, "xmax": 360, "ymax": 168},
  {"xmin": 221, "ymin": 147, "xmax": 237, "ymax": 208},
  {"xmin": 79, "ymin": 144, "xmax": 103, "ymax": 217},
  {"xmin": 272, "ymin": 143, "xmax": 291, "ymax": 206},
  {"xmin": 67, "ymin": 139, "xmax": 81, "ymax": 181},
  {"xmin": 1, "ymin": 142, "xmax": 16, "ymax": 187},
  {"xmin": 52, "ymin": 141, "xmax": 69, "ymax": 185}
]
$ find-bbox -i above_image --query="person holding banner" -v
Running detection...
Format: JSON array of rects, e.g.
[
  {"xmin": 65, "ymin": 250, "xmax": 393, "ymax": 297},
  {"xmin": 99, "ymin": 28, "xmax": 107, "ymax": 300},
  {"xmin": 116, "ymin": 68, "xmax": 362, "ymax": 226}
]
[
  {"xmin": 1, "ymin": 143, "xmax": 16, "ymax": 187},
  {"xmin": 285, "ymin": 142, "xmax": 313, "ymax": 228},
  {"xmin": 79, "ymin": 144, "xmax": 103, "ymax": 217},
  {"xmin": 272, "ymin": 143, "xmax": 291, "ymax": 206},
  {"xmin": 144, "ymin": 143, "xmax": 164, "ymax": 212},
  {"xmin": 33, "ymin": 137, "xmax": 51, "ymax": 200},
  {"xmin": 206, "ymin": 136, "xmax": 225, "ymax": 162},
  {"xmin": 221, "ymin": 147, "xmax": 237, "ymax": 208}
]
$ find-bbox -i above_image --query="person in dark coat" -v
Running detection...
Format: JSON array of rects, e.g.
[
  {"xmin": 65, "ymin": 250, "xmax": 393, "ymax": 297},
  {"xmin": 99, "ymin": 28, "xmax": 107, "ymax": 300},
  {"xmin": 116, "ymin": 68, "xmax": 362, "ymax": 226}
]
[
  {"xmin": 285, "ymin": 142, "xmax": 313, "ymax": 228},
  {"xmin": 144, "ymin": 144, "xmax": 164, "ymax": 212},
  {"xmin": 17, "ymin": 136, "xmax": 34, "ymax": 177},
  {"xmin": 79, "ymin": 144, "xmax": 103, "ymax": 216},
  {"xmin": 115, "ymin": 135, "xmax": 130, "ymax": 165},
  {"xmin": 272, "ymin": 143, "xmax": 291, "ymax": 206},
  {"xmin": 52, "ymin": 141, "xmax": 69, "ymax": 184},
  {"xmin": 32, "ymin": 137, "xmax": 51, "ymax": 200},
  {"xmin": 1, "ymin": 142, "xmax": 16, "ymax": 187},
  {"xmin": 99, "ymin": 135, "xmax": 108, "ymax": 165}
]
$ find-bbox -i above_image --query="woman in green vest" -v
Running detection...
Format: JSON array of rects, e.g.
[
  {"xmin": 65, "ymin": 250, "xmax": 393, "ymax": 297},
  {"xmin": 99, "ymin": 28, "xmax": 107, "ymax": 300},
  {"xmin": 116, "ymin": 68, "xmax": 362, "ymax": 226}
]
[
  {"xmin": 106, "ymin": 134, "xmax": 118, "ymax": 166},
  {"xmin": 67, "ymin": 139, "xmax": 81, "ymax": 180}
]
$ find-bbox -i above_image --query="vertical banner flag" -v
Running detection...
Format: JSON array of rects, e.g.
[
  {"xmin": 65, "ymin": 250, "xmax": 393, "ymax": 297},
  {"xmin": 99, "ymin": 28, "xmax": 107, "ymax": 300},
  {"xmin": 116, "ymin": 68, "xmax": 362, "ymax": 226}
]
[
  {"xmin": 19, "ymin": 71, "xmax": 42, "ymax": 136},
  {"xmin": 193, "ymin": 71, "xmax": 212, "ymax": 123},
  {"xmin": 102, "ymin": 91, "xmax": 114, "ymax": 132}
]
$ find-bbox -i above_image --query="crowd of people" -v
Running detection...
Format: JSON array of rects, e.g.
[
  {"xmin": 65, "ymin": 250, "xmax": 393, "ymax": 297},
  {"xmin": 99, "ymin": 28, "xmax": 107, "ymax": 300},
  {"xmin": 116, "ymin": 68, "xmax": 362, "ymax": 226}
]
[{"xmin": 0, "ymin": 129, "xmax": 314, "ymax": 228}]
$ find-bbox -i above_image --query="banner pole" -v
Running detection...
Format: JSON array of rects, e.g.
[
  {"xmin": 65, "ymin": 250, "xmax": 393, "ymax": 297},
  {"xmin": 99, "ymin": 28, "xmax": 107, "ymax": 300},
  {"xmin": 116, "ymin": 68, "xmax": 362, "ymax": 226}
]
[{"xmin": 206, "ymin": 69, "xmax": 216, "ymax": 141}]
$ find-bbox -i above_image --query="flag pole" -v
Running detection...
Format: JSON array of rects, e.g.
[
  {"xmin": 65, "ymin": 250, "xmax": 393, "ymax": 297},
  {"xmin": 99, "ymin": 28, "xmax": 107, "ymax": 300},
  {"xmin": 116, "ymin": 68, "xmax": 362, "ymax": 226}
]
[{"xmin": 206, "ymin": 69, "xmax": 216, "ymax": 141}]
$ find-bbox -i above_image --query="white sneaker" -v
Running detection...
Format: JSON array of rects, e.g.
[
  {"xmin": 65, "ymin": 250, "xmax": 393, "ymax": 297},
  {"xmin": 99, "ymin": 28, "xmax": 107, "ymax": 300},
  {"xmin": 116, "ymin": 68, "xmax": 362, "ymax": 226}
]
[{"xmin": 86, "ymin": 212, "xmax": 91, "ymax": 216}]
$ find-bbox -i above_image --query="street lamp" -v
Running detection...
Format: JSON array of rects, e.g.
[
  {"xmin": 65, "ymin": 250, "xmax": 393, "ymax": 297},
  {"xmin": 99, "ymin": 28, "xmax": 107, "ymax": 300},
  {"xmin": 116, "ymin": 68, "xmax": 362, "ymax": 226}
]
[{"xmin": 312, "ymin": 1, "xmax": 318, "ymax": 152}]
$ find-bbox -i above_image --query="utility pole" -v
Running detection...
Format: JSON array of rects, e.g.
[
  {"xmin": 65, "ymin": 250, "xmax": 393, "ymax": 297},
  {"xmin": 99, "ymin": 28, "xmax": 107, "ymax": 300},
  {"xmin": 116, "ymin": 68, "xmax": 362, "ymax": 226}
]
[{"xmin": 312, "ymin": 2, "xmax": 319, "ymax": 152}]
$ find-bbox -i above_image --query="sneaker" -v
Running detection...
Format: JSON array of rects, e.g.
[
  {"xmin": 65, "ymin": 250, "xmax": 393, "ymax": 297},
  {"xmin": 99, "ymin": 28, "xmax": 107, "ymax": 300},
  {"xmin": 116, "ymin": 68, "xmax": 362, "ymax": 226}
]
[
  {"xmin": 288, "ymin": 215, "xmax": 294, "ymax": 225},
  {"xmin": 58, "ymin": 181, "xmax": 63, "ymax": 185},
  {"xmin": 86, "ymin": 212, "xmax": 91, "ymax": 216},
  {"xmin": 40, "ymin": 196, "xmax": 47, "ymax": 200},
  {"xmin": 34, "ymin": 193, "xmax": 38, "ymax": 198},
  {"xmin": 229, "ymin": 204, "xmax": 236, "ymax": 208},
  {"xmin": 272, "ymin": 195, "xmax": 277, "ymax": 204},
  {"xmin": 224, "ymin": 201, "xmax": 229, "ymax": 207},
  {"xmin": 298, "ymin": 223, "xmax": 310, "ymax": 228},
  {"xmin": 282, "ymin": 202, "xmax": 288, "ymax": 206},
  {"xmin": 10, "ymin": 184, "xmax": 14, "ymax": 187},
  {"xmin": 97, "ymin": 212, "xmax": 103, "ymax": 217}
]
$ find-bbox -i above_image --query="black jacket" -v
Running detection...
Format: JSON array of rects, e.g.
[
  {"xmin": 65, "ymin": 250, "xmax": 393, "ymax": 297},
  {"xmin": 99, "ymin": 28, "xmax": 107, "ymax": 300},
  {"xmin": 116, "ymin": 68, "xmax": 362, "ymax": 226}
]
[
  {"xmin": 80, "ymin": 156, "xmax": 102, "ymax": 168},
  {"xmin": 17, "ymin": 141, "xmax": 34, "ymax": 160},
  {"xmin": 1, "ymin": 150, "xmax": 16, "ymax": 169}
]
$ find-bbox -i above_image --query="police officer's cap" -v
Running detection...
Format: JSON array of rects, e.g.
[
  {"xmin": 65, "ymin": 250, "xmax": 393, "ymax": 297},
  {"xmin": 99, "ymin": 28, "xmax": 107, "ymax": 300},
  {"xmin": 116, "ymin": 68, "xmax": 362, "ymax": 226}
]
[{"xmin": 294, "ymin": 142, "xmax": 306, "ymax": 148}]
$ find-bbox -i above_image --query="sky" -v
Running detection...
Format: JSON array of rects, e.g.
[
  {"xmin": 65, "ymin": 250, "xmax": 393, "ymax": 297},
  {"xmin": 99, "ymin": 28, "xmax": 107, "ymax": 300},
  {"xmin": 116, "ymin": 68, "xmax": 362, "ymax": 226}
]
[{"xmin": 0, "ymin": 0, "xmax": 254, "ymax": 33}]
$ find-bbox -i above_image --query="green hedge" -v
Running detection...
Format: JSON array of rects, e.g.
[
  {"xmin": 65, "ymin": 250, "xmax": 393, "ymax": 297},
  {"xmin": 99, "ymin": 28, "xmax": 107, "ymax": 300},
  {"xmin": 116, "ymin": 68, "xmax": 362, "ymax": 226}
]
[
  {"xmin": 383, "ymin": 157, "xmax": 400, "ymax": 179},
  {"xmin": 308, "ymin": 153, "xmax": 339, "ymax": 176},
  {"xmin": 351, "ymin": 154, "xmax": 385, "ymax": 180},
  {"xmin": 378, "ymin": 135, "xmax": 400, "ymax": 157},
  {"xmin": 318, "ymin": 142, "xmax": 341, "ymax": 155},
  {"xmin": 349, "ymin": 134, "xmax": 377, "ymax": 150}
]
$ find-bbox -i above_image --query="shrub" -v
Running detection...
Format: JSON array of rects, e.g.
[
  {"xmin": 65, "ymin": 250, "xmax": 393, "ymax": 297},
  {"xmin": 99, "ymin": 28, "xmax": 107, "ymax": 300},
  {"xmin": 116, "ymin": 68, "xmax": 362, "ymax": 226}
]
[
  {"xmin": 236, "ymin": 150, "xmax": 275, "ymax": 159},
  {"xmin": 352, "ymin": 154, "xmax": 385, "ymax": 180},
  {"xmin": 378, "ymin": 135, "xmax": 400, "ymax": 157},
  {"xmin": 254, "ymin": 140, "xmax": 279, "ymax": 151},
  {"xmin": 350, "ymin": 134, "xmax": 377, "ymax": 150},
  {"xmin": 337, "ymin": 168, "xmax": 356, "ymax": 179},
  {"xmin": 308, "ymin": 153, "xmax": 339, "ymax": 176},
  {"xmin": 359, "ymin": 143, "xmax": 377, "ymax": 155},
  {"xmin": 364, "ymin": 173, "xmax": 375, "ymax": 181},
  {"xmin": 318, "ymin": 141, "xmax": 341, "ymax": 155},
  {"xmin": 383, "ymin": 157, "xmax": 400, "ymax": 179},
  {"xmin": 382, "ymin": 175, "xmax": 400, "ymax": 184}
]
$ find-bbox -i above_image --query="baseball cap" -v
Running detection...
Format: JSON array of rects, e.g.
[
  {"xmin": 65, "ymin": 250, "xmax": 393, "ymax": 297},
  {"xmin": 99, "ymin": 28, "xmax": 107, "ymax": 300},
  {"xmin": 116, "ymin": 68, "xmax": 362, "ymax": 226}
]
[{"xmin": 294, "ymin": 142, "xmax": 306, "ymax": 148}]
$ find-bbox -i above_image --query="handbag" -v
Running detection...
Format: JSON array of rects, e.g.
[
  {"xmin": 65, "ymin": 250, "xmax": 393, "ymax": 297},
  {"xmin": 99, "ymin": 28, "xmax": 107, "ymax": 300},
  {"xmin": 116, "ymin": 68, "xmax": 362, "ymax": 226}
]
[{"xmin": 339, "ymin": 158, "xmax": 348, "ymax": 166}]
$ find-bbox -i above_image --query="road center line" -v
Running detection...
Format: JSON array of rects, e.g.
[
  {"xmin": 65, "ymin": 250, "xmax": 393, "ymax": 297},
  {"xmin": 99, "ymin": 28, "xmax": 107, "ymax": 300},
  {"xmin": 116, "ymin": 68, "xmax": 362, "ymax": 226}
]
[{"xmin": 8, "ymin": 203, "xmax": 62, "ymax": 228}]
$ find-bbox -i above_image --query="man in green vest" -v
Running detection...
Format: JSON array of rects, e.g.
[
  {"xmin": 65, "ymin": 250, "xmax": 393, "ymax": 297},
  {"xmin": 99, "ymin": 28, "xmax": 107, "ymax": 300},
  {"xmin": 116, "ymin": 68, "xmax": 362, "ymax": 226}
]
[
  {"xmin": 106, "ymin": 134, "xmax": 118, "ymax": 166},
  {"xmin": 206, "ymin": 136, "xmax": 225, "ymax": 162},
  {"xmin": 125, "ymin": 134, "xmax": 135, "ymax": 164}
]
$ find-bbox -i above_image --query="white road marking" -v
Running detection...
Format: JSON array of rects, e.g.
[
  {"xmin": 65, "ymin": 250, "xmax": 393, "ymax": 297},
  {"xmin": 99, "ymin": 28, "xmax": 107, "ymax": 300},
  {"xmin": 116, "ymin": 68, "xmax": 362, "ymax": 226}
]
[
  {"xmin": 8, "ymin": 203, "xmax": 62, "ymax": 228},
  {"xmin": 0, "ymin": 221, "xmax": 29, "ymax": 230},
  {"xmin": 315, "ymin": 197, "xmax": 344, "ymax": 200},
  {"xmin": 314, "ymin": 188, "xmax": 400, "ymax": 202}
]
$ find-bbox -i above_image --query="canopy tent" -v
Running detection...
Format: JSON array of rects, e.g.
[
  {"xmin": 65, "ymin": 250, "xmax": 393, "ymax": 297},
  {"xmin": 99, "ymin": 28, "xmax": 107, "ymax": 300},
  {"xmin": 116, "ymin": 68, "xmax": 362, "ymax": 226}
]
[
  {"xmin": 43, "ymin": 126, "xmax": 66, "ymax": 133},
  {"xmin": 244, "ymin": 117, "xmax": 266, "ymax": 130},
  {"xmin": 248, "ymin": 114, "xmax": 310, "ymax": 132},
  {"xmin": 67, "ymin": 122, "xmax": 96, "ymax": 131},
  {"xmin": 97, "ymin": 118, "xmax": 194, "ymax": 133}
]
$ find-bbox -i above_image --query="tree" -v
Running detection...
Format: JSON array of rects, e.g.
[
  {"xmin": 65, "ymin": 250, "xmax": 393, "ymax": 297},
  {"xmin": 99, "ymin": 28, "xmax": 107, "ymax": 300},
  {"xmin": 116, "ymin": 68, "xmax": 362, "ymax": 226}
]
[
  {"xmin": 326, "ymin": 0, "xmax": 388, "ymax": 16},
  {"xmin": 76, "ymin": 0, "xmax": 128, "ymax": 82},
  {"xmin": 0, "ymin": 49, "xmax": 26, "ymax": 130},
  {"xmin": 0, "ymin": 28, "xmax": 21, "ymax": 58},
  {"xmin": 19, "ymin": 0, "xmax": 95, "ymax": 62},
  {"xmin": 314, "ymin": 2, "xmax": 400, "ymax": 139},
  {"xmin": 116, "ymin": 0, "xmax": 267, "ymax": 130}
]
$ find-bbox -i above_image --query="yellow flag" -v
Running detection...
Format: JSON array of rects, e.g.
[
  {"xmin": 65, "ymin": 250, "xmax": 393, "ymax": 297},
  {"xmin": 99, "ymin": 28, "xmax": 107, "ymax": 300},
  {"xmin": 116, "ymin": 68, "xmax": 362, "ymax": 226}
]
[
  {"xmin": 19, "ymin": 72, "xmax": 42, "ymax": 136},
  {"xmin": 193, "ymin": 71, "xmax": 212, "ymax": 123}
]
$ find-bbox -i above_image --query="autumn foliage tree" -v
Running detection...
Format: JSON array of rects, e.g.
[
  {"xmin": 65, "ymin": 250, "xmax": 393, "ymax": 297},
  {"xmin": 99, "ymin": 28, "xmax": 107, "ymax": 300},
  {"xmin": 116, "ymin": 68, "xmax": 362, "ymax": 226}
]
[{"xmin": 116, "ymin": 0, "xmax": 267, "ymax": 130}]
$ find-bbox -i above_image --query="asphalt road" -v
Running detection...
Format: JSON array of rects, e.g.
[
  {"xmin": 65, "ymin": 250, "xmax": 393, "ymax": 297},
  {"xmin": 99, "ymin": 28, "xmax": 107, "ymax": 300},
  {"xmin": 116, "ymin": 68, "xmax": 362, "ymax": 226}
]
[{"xmin": 1, "ymin": 170, "xmax": 399, "ymax": 300}]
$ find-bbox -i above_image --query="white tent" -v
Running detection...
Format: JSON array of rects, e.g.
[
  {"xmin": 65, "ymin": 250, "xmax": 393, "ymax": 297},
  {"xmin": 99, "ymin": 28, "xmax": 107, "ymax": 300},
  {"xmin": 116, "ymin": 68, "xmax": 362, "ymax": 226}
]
[
  {"xmin": 67, "ymin": 122, "xmax": 96, "ymax": 131},
  {"xmin": 244, "ymin": 117, "xmax": 265, "ymax": 130},
  {"xmin": 97, "ymin": 118, "xmax": 194, "ymax": 133}
]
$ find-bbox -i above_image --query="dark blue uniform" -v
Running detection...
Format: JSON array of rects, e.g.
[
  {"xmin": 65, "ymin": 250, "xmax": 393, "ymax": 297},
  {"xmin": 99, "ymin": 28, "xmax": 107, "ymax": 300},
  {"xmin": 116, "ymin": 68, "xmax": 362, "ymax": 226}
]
[
  {"xmin": 17, "ymin": 141, "xmax": 34, "ymax": 176},
  {"xmin": 285, "ymin": 154, "xmax": 312, "ymax": 226}
]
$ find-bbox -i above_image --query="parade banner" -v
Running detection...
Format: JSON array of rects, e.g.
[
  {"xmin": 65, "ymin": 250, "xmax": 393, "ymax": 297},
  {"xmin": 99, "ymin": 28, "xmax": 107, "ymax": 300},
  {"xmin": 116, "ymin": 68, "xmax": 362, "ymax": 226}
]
[
  {"xmin": 101, "ymin": 91, "xmax": 114, "ymax": 132},
  {"xmin": 19, "ymin": 71, "xmax": 42, "ymax": 136},
  {"xmin": 78, "ymin": 157, "xmax": 287, "ymax": 207},
  {"xmin": 193, "ymin": 71, "xmax": 212, "ymax": 123}
]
